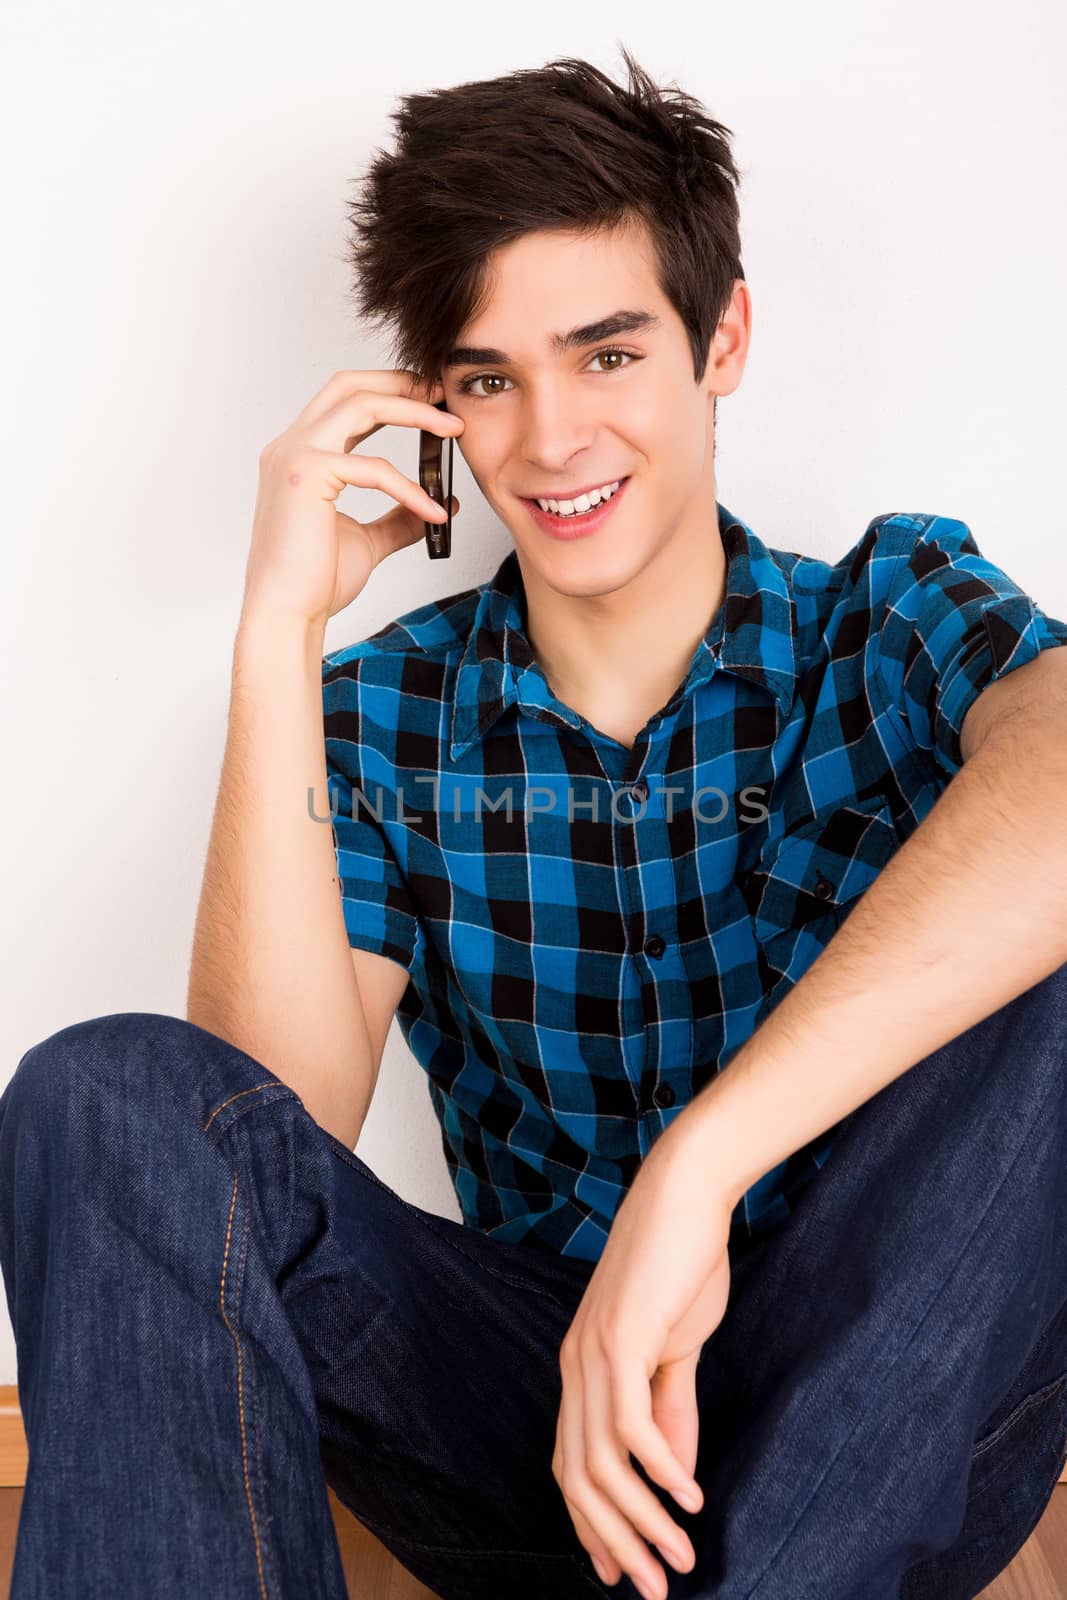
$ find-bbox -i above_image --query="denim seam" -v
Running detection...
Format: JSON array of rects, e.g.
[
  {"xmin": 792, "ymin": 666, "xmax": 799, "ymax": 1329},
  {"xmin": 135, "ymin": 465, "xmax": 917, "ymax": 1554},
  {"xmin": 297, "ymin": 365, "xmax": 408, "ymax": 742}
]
[
  {"xmin": 203, "ymin": 1082, "xmax": 296, "ymax": 1135},
  {"xmin": 205, "ymin": 1087, "xmax": 303, "ymax": 1271},
  {"xmin": 949, "ymin": 1390, "xmax": 1067, "ymax": 1593},
  {"xmin": 243, "ymin": 1335, "xmax": 282, "ymax": 1597},
  {"xmin": 238, "ymin": 1198, "xmax": 283, "ymax": 1600},
  {"xmin": 1021, "ymin": 1391, "xmax": 1067, "ymax": 1521},
  {"xmin": 968, "ymin": 1287, "xmax": 1067, "ymax": 1454},
  {"xmin": 970, "ymin": 1370, "xmax": 1067, "ymax": 1460},
  {"xmin": 205, "ymin": 1084, "xmax": 566, "ymax": 1309},
  {"xmin": 741, "ymin": 1067, "xmax": 1061, "ymax": 1600},
  {"xmin": 964, "ymin": 1382, "xmax": 1067, "ymax": 1520},
  {"xmin": 218, "ymin": 1169, "xmax": 273, "ymax": 1600},
  {"xmin": 326, "ymin": 1139, "xmax": 571, "ymax": 1309}
]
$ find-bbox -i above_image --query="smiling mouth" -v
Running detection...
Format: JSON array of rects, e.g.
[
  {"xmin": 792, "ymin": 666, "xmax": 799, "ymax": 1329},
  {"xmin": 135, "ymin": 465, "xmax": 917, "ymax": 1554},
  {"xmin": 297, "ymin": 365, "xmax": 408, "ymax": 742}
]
[{"xmin": 521, "ymin": 477, "xmax": 630, "ymax": 517}]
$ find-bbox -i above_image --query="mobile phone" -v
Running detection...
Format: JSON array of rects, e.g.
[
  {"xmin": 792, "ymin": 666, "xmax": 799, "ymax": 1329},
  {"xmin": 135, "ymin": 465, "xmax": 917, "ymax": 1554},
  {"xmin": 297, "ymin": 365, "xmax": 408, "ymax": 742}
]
[{"xmin": 418, "ymin": 398, "xmax": 455, "ymax": 558}]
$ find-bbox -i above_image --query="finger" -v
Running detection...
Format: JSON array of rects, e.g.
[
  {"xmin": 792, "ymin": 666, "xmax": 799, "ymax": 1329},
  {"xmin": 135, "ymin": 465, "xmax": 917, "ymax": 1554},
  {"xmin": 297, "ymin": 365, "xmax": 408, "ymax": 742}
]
[
  {"xmin": 564, "ymin": 1417, "xmax": 661, "ymax": 1595},
  {"xmin": 562, "ymin": 1342, "xmax": 676, "ymax": 1597},
  {"xmin": 344, "ymin": 492, "xmax": 459, "ymax": 571},
  {"xmin": 287, "ymin": 367, "xmax": 443, "ymax": 434},
  {"xmin": 569, "ymin": 1500, "xmax": 623, "ymax": 1590},
  {"xmin": 649, "ymin": 1357, "xmax": 703, "ymax": 1499},
  {"xmin": 313, "ymin": 449, "xmax": 452, "ymax": 525},
  {"xmin": 555, "ymin": 1363, "xmax": 621, "ymax": 1588},
  {"xmin": 301, "ymin": 387, "xmax": 463, "ymax": 457},
  {"xmin": 584, "ymin": 1349, "xmax": 695, "ymax": 1584},
  {"xmin": 608, "ymin": 1346, "xmax": 704, "ymax": 1517},
  {"xmin": 570, "ymin": 1460, "xmax": 673, "ymax": 1600}
]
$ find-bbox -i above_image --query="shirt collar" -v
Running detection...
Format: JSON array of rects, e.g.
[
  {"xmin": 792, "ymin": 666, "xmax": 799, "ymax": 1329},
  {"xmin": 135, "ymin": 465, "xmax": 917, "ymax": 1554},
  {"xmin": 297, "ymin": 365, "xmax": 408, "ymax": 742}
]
[{"xmin": 449, "ymin": 500, "xmax": 797, "ymax": 762}]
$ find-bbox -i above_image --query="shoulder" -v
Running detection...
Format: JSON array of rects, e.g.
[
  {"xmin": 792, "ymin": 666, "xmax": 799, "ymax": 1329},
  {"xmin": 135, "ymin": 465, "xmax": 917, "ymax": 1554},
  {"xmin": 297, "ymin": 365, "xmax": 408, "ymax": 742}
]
[
  {"xmin": 788, "ymin": 512, "xmax": 980, "ymax": 615},
  {"xmin": 839, "ymin": 511, "xmax": 979, "ymax": 595}
]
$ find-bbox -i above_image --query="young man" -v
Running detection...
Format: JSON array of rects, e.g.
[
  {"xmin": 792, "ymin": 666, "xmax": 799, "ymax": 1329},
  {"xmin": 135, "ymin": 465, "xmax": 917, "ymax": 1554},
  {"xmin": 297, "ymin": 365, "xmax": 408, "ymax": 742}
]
[{"xmin": 2, "ymin": 47, "xmax": 1066, "ymax": 1600}]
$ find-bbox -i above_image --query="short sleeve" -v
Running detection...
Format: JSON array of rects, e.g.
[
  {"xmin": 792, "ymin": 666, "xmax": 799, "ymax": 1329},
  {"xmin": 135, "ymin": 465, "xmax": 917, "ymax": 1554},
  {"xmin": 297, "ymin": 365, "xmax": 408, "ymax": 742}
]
[
  {"xmin": 874, "ymin": 516, "xmax": 1067, "ymax": 782},
  {"xmin": 321, "ymin": 655, "xmax": 423, "ymax": 972}
]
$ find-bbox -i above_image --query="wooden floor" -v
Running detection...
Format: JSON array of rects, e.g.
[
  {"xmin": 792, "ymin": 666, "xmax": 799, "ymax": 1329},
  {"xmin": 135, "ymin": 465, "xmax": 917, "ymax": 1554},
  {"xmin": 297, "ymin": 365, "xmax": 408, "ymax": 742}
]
[{"xmin": 0, "ymin": 1483, "xmax": 1062, "ymax": 1596}]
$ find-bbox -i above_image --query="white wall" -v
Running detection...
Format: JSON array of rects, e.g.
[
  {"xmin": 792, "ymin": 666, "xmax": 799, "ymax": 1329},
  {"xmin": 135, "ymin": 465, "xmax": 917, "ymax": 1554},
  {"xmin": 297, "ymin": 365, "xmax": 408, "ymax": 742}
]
[{"xmin": 2, "ymin": 0, "xmax": 1064, "ymax": 1383}]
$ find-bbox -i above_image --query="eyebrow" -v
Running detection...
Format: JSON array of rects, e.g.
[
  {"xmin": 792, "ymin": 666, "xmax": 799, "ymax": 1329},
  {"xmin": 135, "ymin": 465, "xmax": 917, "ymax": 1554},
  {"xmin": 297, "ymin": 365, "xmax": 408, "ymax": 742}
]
[{"xmin": 444, "ymin": 308, "xmax": 662, "ymax": 369}]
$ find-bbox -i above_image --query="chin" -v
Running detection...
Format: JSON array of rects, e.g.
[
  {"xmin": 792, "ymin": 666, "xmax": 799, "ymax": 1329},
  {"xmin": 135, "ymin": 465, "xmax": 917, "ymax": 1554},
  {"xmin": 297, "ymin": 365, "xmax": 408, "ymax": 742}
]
[{"xmin": 531, "ymin": 543, "xmax": 654, "ymax": 599}]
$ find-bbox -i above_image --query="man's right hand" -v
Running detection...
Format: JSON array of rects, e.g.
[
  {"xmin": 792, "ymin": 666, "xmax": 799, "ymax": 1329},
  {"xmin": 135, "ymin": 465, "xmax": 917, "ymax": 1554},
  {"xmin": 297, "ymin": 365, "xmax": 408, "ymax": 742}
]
[{"xmin": 240, "ymin": 369, "xmax": 464, "ymax": 630}]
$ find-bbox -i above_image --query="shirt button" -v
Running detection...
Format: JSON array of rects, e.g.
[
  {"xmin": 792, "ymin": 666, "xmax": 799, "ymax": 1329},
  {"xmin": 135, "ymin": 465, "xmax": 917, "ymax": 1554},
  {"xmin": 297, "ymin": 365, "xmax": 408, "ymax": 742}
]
[
  {"xmin": 653, "ymin": 1083, "xmax": 675, "ymax": 1108},
  {"xmin": 644, "ymin": 934, "xmax": 666, "ymax": 959},
  {"xmin": 631, "ymin": 779, "xmax": 649, "ymax": 803},
  {"xmin": 813, "ymin": 875, "xmax": 835, "ymax": 901}
]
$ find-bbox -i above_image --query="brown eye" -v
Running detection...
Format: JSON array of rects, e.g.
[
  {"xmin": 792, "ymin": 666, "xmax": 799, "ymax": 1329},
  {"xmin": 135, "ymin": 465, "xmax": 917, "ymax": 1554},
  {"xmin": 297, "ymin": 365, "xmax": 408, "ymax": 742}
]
[
  {"xmin": 458, "ymin": 371, "xmax": 513, "ymax": 398},
  {"xmin": 457, "ymin": 347, "xmax": 640, "ymax": 399}
]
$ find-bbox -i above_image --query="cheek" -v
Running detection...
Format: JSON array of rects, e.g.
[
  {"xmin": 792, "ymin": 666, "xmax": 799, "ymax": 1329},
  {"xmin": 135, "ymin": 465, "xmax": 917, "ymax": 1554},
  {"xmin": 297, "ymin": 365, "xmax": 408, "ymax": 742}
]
[
  {"xmin": 609, "ymin": 388, "xmax": 660, "ymax": 440},
  {"xmin": 455, "ymin": 428, "xmax": 508, "ymax": 489},
  {"xmin": 611, "ymin": 380, "xmax": 699, "ymax": 458},
  {"xmin": 455, "ymin": 444, "xmax": 495, "ymax": 499},
  {"xmin": 630, "ymin": 402, "xmax": 707, "ymax": 488}
]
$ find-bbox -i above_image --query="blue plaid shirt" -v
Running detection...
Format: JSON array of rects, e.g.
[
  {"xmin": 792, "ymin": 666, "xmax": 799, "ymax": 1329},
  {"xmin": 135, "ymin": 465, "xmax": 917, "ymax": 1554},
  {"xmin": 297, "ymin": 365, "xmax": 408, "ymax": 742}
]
[{"xmin": 321, "ymin": 502, "xmax": 1067, "ymax": 1262}]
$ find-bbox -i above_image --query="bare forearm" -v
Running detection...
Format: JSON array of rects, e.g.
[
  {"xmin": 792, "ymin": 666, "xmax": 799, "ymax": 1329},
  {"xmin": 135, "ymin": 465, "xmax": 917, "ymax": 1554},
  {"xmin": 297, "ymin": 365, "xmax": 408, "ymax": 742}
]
[
  {"xmin": 186, "ymin": 610, "xmax": 373, "ymax": 1148},
  {"xmin": 685, "ymin": 707, "xmax": 1067, "ymax": 1202}
]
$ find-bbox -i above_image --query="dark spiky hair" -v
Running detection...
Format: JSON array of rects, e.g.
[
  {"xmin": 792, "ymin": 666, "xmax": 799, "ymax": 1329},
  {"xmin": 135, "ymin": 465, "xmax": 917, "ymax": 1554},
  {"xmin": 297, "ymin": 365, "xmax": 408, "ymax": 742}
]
[{"xmin": 342, "ymin": 44, "xmax": 746, "ymax": 410}]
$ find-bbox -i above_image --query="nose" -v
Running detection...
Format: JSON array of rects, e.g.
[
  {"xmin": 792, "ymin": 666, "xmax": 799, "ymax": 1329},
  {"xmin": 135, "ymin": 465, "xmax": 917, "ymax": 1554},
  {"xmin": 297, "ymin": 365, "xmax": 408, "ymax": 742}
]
[{"xmin": 517, "ymin": 384, "xmax": 598, "ymax": 477}]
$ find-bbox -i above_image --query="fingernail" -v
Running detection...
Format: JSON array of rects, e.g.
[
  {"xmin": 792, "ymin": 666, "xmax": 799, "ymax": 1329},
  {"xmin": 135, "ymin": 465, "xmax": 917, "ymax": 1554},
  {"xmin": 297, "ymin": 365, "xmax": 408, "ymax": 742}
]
[
  {"xmin": 591, "ymin": 1554, "xmax": 609, "ymax": 1583},
  {"xmin": 635, "ymin": 1579, "xmax": 657, "ymax": 1600},
  {"xmin": 664, "ymin": 1542, "xmax": 691, "ymax": 1572},
  {"xmin": 675, "ymin": 1487, "xmax": 701, "ymax": 1512}
]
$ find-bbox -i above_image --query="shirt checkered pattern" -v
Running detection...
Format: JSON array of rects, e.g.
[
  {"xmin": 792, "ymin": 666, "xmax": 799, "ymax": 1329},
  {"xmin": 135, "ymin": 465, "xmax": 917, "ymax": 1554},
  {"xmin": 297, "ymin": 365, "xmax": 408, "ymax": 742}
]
[{"xmin": 321, "ymin": 502, "xmax": 1067, "ymax": 1261}]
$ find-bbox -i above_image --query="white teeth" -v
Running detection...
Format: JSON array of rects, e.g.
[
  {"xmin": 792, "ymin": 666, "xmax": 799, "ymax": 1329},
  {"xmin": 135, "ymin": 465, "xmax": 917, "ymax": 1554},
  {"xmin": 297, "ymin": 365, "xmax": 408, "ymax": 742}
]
[{"xmin": 535, "ymin": 479, "xmax": 621, "ymax": 516}]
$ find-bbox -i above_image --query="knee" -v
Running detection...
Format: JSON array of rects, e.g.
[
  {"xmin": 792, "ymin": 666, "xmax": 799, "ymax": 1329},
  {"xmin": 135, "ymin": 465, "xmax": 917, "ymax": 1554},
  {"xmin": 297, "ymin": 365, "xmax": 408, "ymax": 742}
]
[{"xmin": 1, "ymin": 1012, "xmax": 204, "ymax": 1150}]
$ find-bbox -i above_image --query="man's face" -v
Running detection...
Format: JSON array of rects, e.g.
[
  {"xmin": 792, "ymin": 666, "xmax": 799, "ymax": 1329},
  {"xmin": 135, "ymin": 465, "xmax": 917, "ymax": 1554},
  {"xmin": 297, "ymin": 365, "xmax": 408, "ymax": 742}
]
[{"xmin": 440, "ymin": 218, "xmax": 747, "ymax": 600}]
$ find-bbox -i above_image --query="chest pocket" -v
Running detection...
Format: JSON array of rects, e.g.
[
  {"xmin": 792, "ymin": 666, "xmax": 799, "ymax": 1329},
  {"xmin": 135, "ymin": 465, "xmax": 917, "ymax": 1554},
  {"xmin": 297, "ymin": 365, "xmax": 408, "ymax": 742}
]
[{"xmin": 739, "ymin": 795, "xmax": 900, "ymax": 994}]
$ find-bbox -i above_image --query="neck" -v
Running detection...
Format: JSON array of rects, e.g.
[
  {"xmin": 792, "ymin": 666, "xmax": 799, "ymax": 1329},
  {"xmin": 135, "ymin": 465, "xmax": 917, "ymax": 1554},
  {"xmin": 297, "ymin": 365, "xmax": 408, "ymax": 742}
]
[{"xmin": 516, "ymin": 479, "xmax": 728, "ymax": 748}]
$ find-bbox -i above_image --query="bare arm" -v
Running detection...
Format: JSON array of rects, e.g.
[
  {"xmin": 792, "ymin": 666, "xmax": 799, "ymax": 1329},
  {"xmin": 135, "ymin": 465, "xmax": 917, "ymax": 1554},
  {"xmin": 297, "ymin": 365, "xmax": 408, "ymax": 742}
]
[
  {"xmin": 684, "ymin": 648, "xmax": 1067, "ymax": 1202},
  {"xmin": 184, "ymin": 367, "xmax": 463, "ymax": 1149},
  {"xmin": 186, "ymin": 613, "xmax": 383, "ymax": 1149},
  {"xmin": 350, "ymin": 945, "xmax": 412, "ymax": 1102}
]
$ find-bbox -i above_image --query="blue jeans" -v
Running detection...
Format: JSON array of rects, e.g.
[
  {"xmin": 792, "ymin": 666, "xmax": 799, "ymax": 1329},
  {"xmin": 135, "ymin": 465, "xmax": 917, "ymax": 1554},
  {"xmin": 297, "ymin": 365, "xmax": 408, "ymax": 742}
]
[{"xmin": 1, "ymin": 969, "xmax": 1065, "ymax": 1599}]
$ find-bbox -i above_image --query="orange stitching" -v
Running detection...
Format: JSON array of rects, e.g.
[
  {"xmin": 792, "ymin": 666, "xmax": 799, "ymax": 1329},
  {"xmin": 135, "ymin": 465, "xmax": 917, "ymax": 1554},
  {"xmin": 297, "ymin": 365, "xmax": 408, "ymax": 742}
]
[
  {"xmin": 203, "ymin": 1083, "xmax": 279, "ymax": 1133},
  {"xmin": 219, "ymin": 1170, "xmax": 271, "ymax": 1600}
]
